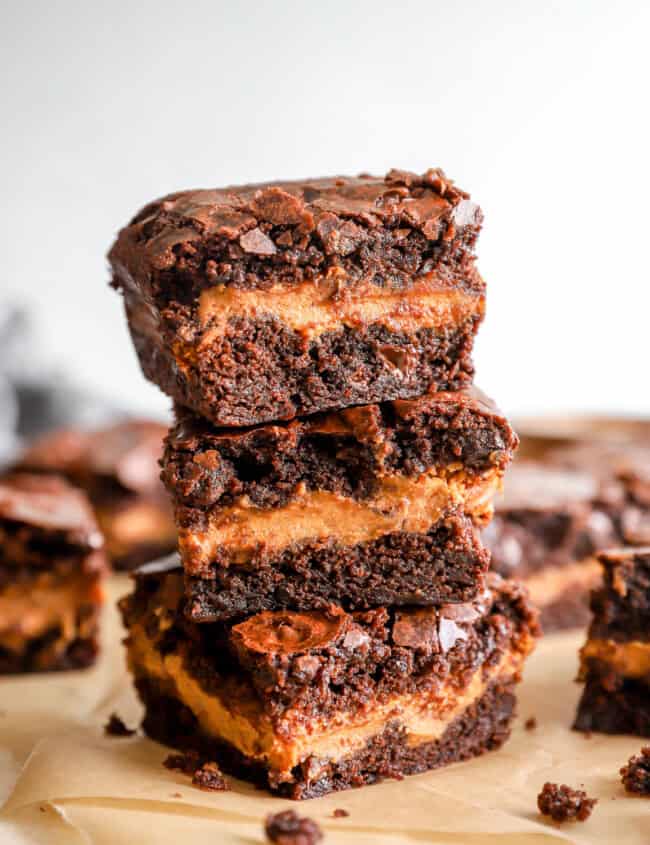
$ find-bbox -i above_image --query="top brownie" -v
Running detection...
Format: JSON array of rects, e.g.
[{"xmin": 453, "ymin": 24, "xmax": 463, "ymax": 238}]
[{"xmin": 110, "ymin": 169, "xmax": 485, "ymax": 426}]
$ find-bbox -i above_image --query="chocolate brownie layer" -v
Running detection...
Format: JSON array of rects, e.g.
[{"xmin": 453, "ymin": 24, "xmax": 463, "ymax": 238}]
[
  {"xmin": 185, "ymin": 511, "xmax": 490, "ymax": 620},
  {"xmin": 0, "ymin": 474, "xmax": 106, "ymax": 673},
  {"xmin": 137, "ymin": 672, "xmax": 517, "ymax": 799},
  {"xmin": 163, "ymin": 388, "xmax": 514, "ymax": 612},
  {"xmin": 15, "ymin": 420, "xmax": 176, "ymax": 570},
  {"xmin": 574, "ymin": 547, "xmax": 650, "ymax": 736},
  {"xmin": 120, "ymin": 561, "xmax": 538, "ymax": 795},
  {"xmin": 484, "ymin": 461, "xmax": 619, "ymax": 631},
  {"xmin": 110, "ymin": 169, "xmax": 485, "ymax": 426}
]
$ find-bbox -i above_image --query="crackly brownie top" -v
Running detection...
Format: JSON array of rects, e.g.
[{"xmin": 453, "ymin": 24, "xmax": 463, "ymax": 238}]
[
  {"xmin": 0, "ymin": 473, "xmax": 103, "ymax": 549},
  {"xmin": 109, "ymin": 169, "xmax": 483, "ymax": 297},
  {"xmin": 17, "ymin": 420, "xmax": 167, "ymax": 496},
  {"xmin": 163, "ymin": 386, "xmax": 516, "ymax": 511}
]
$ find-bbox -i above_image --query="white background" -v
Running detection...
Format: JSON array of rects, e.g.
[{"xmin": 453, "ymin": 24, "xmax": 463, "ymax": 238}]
[{"xmin": 2, "ymin": 0, "xmax": 649, "ymax": 419}]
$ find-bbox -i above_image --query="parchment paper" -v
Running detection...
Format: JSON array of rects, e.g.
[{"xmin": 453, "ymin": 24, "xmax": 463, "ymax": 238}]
[{"xmin": 1, "ymin": 577, "xmax": 648, "ymax": 844}]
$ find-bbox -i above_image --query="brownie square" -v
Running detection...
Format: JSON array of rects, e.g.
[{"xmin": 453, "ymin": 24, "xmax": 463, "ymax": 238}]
[
  {"xmin": 484, "ymin": 461, "xmax": 619, "ymax": 631},
  {"xmin": 109, "ymin": 169, "xmax": 485, "ymax": 427},
  {"xmin": 161, "ymin": 386, "xmax": 517, "ymax": 619},
  {"xmin": 574, "ymin": 547, "xmax": 650, "ymax": 736},
  {"xmin": 0, "ymin": 473, "xmax": 107, "ymax": 673},
  {"xmin": 120, "ymin": 560, "xmax": 538, "ymax": 798},
  {"xmin": 15, "ymin": 419, "xmax": 176, "ymax": 570}
]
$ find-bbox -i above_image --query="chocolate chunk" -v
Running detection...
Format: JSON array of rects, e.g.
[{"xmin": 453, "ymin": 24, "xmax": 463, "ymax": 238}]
[
  {"xmin": 191, "ymin": 761, "xmax": 230, "ymax": 792},
  {"xmin": 393, "ymin": 608, "xmax": 439, "ymax": 652},
  {"xmin": 265, "ymin": 810, "xmax": 323, "ymax": 845},
  {"xmin": 104, "ymin": 713, "xmax": 136, "ymax": 737},
  {"xmin": 333, "ymin": 808, "xmax": 349, "ymax": 818},
  {"xmin": 537, "ymin": 782, "xmax": 597, "ymax": 822},
  {"xmin": 249, "ymin": 187, "xmax": 311, "ymax": 227},
  {"xmin": 232, "ymin": 608, "xmax": 348, "ymax": 655},
  {"xmin": 620, "ymin": 747, "xmax": 650, "ymax": 795},
  {"xmin": 239, "ymin": 227, "xmax": 277, "ymax": 255},
  {"xmin": 524, "ymin": 716, "xmax": 537, "ymax": 731}
]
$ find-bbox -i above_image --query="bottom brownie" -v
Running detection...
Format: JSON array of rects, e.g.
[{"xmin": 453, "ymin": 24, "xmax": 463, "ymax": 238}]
[
  {"xmin": 574, "ymin": 673, "xmax": 650, "ymax": 737},
  {"xmin": 121, "ymin": 560, "xmax": 538, "ymax": 798},
  {"xmin": 137, "ymin": 673, "xmax": 516, "ymax": 799}
]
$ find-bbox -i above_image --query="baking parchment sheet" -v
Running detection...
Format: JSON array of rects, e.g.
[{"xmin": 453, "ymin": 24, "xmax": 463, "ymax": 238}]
[{"xmin": 0, "ymin": 576, "xmax": 648, "ymax": 844}]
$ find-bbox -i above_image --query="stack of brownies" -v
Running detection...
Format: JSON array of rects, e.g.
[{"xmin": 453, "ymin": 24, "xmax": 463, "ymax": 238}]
[{"xmin": 110, "ymin": 169, "xmax": 539, "ymax": 798}]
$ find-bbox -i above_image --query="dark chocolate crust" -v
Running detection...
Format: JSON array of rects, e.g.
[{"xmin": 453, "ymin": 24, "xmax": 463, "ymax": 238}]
[
  {"xmin": 185, "ymin": 513, "xmax": 491, "ymax": 621},
  {"xmin": 110, "ymin": 169, "xmax": 485, "ymax": 427},
  {"xmin": 163, "ymin": 385, "xmax": 515, "ymax": 514},
  {"xmin": 126, "ymin": 302, "xmax": 481, "ymax": 427},
  {"xmin": 136, "ymin": 673, "xmax": 516, "ymax": 799},
  {"xmin": 574, "ymin": 671, "xmax": 650, "ymax": 737}
]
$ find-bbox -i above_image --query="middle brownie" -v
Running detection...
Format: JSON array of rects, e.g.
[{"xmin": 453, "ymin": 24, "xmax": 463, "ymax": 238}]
[{"xmin": 162, "ymin": 386, "xmax": 517, "ymax": 621}]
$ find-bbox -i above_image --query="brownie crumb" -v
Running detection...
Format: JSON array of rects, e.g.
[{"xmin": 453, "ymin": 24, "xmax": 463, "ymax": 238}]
[
  {"xmin": 620, "ymin": 747, "xmax": 650, "ymax": 795},
  {"xmin": 265, "ymin": 809, "xmax": 323, "ymax": 844},
  {"xmin": 192, "ymin": 761, "xmax": 230, "ymax": 792},
  {"xmin": 524, "ymin": 717, "xmax": 537, "ymax": 731},
  {"xmin": 104, "ymin": 713, "xmax": 136, "ymax": 737},
  {"xmin": 333, "ymin": 808, "xmax": 349, "ymax": 818},
  {"xmin": 163, "ymin": 751, "xmax": 201, "ymax": 775},
  {"xmin": 537, "ymin": 782, "xmax": 597, "ymax": 822}
]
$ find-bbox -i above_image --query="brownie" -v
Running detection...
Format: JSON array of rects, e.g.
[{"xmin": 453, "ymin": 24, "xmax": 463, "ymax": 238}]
[
  {"xmin": 15, "ymin": 419, "xmax": 176, "ymax": 570},
  {"xmin": 161, "ymin": 387, "xmax": 516, "ymax": 618},
  {"xmin": 109, "ymin": 169, "xmax": 485, "ymax": 427},
  {"xmin": 484, "ymin": 461, "xmax": 619, "ymax": 631},
  {"xmin": 120, "ymin": 560, "xmax": 538, "ymax": 798},
  {"xmin": 0, "ymin": 473, "xmax": 107, "ymax": 673},
  {"xmin": 574, "ymin": 547, "xmax": 650, "ymax": 736}
]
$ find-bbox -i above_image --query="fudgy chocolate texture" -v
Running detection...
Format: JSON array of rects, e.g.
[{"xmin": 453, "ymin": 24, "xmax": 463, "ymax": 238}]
[
  {"xmin": 135, "ymin": 672, "xmax": 517, "ymax": 800},
  {"xmin": 588, "ymin": 547, "xmax": 650, "ymax": 643},
  {"xmin": 185, "ymin": 512, "xmax": 491, "ymax": 621},
  {"xmin": 110, "ymin": 169, "xmax": 485, "ymax": 427},
  {"xmin": 163, "ymin": 386, "xmax": 516, "ymax": 514},
  {"xmin": 126, "ymin": 305, "xmax": 481, "ymax": 428},
  {"xmin": 122, "ymin": 562, "xmax": 538, "ymax": 723},
  {"xmin": 14, "ymin": 420, "xmax": 175, "ymax": 570}
]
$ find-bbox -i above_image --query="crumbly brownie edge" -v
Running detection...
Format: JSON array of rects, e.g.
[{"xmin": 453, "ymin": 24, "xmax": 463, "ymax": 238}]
[
  {"xmin": 126, "ymin": 303, "xmax": 480, "ymax": 428},
  {"xmin": 185, "ymin": 519, "xmax": 490, "ymax": 620},
  {"xmin": 135, "ymin": 673, "xmax": 516, "ymax": 799},
  {"xmin": 573, "ymin": 672, "xmax": 650, "ymax": 737}
]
